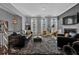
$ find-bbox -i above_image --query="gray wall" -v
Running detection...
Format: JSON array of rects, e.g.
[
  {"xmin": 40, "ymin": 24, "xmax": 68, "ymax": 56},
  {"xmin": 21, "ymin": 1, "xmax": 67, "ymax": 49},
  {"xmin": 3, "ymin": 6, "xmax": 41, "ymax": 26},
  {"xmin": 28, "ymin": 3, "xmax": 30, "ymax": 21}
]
[
  {"xmin": 14, "ymin": 15, "xmax": 22, "ymax": 32},
  {"xmin": 0, "ymin": 8, "xmax": 22, "ymax": 44},
  {"xmin": 58, "ymin": 4, "xmax": 79, "ymax": 34},
  {"xmin": 0, "ymin": 8, "xmax": 13, "ymax": 31},
  {"xmin": 0, "ymin": 8, "xmax": 22, "ymax": 32},
  {"xmin": 26, "ymin": 17, "xmax": 31, "ymax": 25}
]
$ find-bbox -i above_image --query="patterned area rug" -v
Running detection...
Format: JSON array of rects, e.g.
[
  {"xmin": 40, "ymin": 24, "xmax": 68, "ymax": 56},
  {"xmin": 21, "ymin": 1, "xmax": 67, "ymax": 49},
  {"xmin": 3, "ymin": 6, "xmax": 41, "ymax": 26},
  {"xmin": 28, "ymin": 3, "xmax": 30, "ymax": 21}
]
[{"xmin": 15, "ymin": 36, "xmax": 61, "ymax": 55}]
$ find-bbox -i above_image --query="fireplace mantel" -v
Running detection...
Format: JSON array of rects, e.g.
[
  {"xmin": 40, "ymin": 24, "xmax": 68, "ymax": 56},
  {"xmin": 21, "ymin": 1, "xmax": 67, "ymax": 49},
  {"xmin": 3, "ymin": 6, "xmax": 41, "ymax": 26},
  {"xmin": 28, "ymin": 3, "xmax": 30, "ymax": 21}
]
[{"xmin": 64, "ymin": 28, "xmax": 77, "ymax": 33}]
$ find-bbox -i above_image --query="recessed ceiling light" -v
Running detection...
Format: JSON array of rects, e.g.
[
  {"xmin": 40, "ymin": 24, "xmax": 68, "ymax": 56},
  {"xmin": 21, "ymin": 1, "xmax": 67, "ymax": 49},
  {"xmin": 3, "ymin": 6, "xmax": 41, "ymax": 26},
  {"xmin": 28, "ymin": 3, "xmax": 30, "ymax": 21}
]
[{"xmin": 42, "ymin": 8, "xmax": 46, "ymax": 11}]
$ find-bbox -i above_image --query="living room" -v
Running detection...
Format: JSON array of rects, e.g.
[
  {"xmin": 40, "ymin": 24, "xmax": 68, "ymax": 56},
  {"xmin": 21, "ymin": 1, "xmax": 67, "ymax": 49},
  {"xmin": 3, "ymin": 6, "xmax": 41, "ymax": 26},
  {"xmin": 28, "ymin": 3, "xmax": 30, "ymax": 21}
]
[{"xmin": 0, "ymin": 3, "xmax": 79, "ymax": 55}]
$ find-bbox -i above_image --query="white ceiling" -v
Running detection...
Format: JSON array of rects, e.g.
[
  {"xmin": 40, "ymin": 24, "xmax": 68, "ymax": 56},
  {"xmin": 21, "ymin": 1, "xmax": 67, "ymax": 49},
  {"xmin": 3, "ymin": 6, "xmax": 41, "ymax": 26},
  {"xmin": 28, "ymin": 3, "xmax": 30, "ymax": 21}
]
[
  {"xmin": 11, "ymin": 3, "xmax": 77, "ymax": 17},
  {"xmin": 0, "ymin": 3, "xmax": 24, "ymax": 16}
]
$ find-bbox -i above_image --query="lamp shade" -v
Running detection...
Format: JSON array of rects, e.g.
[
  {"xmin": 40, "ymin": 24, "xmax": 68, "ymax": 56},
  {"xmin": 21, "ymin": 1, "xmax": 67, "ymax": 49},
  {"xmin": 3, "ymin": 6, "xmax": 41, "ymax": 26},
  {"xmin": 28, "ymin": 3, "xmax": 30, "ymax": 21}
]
[{"xmin": 12, "ymin": 16, "xmax": 17, "ymax": 24}]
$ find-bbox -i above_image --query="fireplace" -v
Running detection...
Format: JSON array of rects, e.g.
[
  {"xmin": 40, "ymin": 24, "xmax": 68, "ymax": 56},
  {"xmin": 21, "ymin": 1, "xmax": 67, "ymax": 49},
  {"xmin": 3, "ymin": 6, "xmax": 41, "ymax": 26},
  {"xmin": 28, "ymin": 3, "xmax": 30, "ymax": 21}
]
[
  {"xmin": 64, "ymin": 28, "xmax": 77, "ymax": 37},
  {"xmin": 64, "ymin": 28, "xmax": 77, "ymax": 33}
]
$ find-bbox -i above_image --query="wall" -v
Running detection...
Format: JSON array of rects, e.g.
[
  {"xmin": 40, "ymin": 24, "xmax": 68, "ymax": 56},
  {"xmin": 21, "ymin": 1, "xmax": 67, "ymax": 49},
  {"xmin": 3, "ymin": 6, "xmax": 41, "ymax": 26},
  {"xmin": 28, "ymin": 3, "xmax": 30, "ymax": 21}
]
[
  {"xmin": 0, "ymin": 8, "xmax": 22, "ymax": 45},
  {"xmin": 25, "ymin": 16, "xmax": 58, "ymax": 35},
  {"xmin": 58, "ymin": 4, "xmax": 79, "ymax": 34},
  {"xmin": 22, "ymin": 16, "xmax": 26, "ymax": 31},
  {"xmin": 14, "ymin": 15, "xmax": 22, "ymax": 32},
  {"xmin": 0, "ymin": 8, "xmax": 22, "ymax": 32}
]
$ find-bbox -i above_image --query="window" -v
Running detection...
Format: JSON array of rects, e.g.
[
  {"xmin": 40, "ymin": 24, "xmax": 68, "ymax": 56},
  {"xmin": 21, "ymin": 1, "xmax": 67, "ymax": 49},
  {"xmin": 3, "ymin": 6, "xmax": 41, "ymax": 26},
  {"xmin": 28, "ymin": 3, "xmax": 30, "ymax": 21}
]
[{"xmin": 31, "ymin": 18, "xmax": 37, "ymax": 35}]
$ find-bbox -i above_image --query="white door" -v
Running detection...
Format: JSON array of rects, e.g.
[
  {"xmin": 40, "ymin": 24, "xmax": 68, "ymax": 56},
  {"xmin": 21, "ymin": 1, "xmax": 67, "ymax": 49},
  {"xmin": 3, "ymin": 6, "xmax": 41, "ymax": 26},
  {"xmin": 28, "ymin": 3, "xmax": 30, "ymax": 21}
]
[
  {"xmin": 31, "ymin": 18, "xmax": 37, "ymax": 36},
  {"xmin": 51, "ymin": 18, "xmax": 58, "ymax": 33},
  {"xmin": 41, "ymin": 18, "xmax": 47, "ymax": 34}
]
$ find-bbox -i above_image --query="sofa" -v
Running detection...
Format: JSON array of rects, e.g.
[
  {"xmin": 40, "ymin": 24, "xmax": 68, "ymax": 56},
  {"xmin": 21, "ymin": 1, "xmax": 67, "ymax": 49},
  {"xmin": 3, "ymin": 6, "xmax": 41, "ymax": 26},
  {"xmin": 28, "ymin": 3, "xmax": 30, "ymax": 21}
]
[{"xmin": 8, "ymin": 32, "xmax": 28, "ymax": 49}]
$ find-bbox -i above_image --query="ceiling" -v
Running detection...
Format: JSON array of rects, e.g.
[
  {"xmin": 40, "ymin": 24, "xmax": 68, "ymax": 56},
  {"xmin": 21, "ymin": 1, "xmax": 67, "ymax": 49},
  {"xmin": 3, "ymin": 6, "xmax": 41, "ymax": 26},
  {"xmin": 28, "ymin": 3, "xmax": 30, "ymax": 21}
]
[
  {"xmin": 0, "ymin": 3, "xmax": 23, "ymax": 16},
  {"xmin": 11, "ymin": 3, "xmax": 77, "ymax": 17}
]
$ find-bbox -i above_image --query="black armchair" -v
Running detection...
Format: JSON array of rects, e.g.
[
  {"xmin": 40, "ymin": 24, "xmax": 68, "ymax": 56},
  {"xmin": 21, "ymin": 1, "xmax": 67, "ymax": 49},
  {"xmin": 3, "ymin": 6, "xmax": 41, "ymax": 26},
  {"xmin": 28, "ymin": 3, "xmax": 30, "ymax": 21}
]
[
  {"xmin": 57, "ymin": 36, "xmax": 77, "ymax": 48},
  {"xmin": 63, "ymin": 45, "xmax": 77, "ymax": 55},
  {"xmin": 72, "ymin": 41, "xmax": 79, "ymax": 55}
]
